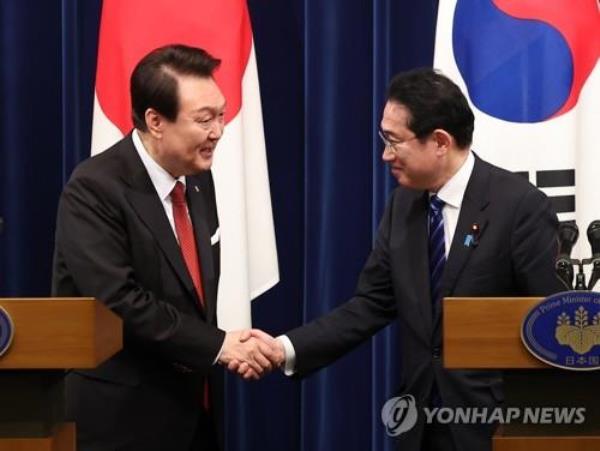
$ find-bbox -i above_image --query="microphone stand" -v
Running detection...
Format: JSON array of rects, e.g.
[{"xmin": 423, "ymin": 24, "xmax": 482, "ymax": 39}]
[
  {"xmin": 574, "ymin": 260, "xmax": 587, "ymax": 291},
  {"xmin": 568, "ymin": 257, "xmax": 600, "ymax": 291},
  {"xmin": 557, "ymin": 257, "xmax": 586, "ymax": 291},
  {"xmin": 585, "ymin": 258, "xmax": 600, "ymax": 291},
  {"xmin": 555, "ymin": 221, "xmax": 600, "ymax": 291},
  {"xmin": 556, "ymin": 258, "xmax": 575, "ymax": 291}
]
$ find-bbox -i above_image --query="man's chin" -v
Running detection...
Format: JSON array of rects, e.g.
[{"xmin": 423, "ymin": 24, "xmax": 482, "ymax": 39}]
[
  {"xmin": 391, "ymin": 169, "xmax": 409, "ymax": 186},
  {"xmin": 195, "ymin": 157, "xmax": 213, "ymax": 172},
  {"xmin": 180, "ymin": 161, "xmax": 212, "ymax": 176},
  {"xmin": 394, "ymin": 174, "xmax": 409, "ymax": 187},
  {"xmin": 395, "ymin": 176, "xmax": 423, "ymax": 190}
]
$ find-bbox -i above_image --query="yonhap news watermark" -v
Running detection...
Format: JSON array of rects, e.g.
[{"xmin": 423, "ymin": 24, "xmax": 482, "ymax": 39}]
[{"xmin": 381, "ymin": 394, "xmax": 586, "ymax": 437}]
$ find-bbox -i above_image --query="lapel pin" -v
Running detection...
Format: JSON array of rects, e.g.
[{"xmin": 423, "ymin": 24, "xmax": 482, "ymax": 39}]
[
  {"xmin": 464, "ymin": 223, "xmax": 481, "ymax": 248},
  {"xmin": 194, "ymin": 185, "xmax": 200, "ymax": 192},
  {"xmin": 464, "ymin": 234, "xmax": 474, "ymax": 247}
]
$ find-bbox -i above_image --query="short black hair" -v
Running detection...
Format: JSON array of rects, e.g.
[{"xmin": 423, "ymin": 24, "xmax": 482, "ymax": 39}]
[
  {"xmin": 130, "ymin": 44, "xmax": 221, "ymax": 131},
  {"xmin": 386, "ymin": 68, "xmax": 474, "ymax": 148}
]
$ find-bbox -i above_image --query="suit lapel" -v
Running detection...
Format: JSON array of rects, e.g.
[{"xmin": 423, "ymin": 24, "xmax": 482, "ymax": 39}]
[
  {"xmin": 440, "ymin": 156, "xmax": 491, "ymax": 300},
  {"xmin": 403, "ymin": 191, "xmax": 434, "ymax": 341},
  {"xmin": 119, "ymin": 137, "xmax": 205, "ymax": 316},
  {"xmin": 186, "ymin": 177, "xmax": 217, "ymax": 324}
]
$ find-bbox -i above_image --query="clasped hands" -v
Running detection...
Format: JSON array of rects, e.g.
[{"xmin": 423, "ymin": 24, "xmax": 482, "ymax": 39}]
[{"xmin": 218, "ymin": 329, "xmax": 285, "ymax": 380}]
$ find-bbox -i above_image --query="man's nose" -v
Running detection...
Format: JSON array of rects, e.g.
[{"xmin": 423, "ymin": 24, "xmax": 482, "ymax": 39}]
[
  {"xmin": 381, "ymin": 147, "xmax": 395, "ymax": 163},
  {"xmin": 209, "ymin": 119, "xmax": 224, "ymax": 139}
]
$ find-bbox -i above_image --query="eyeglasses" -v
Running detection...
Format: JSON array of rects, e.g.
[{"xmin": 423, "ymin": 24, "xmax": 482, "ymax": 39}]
[{"xmin": 378, "ymin": 129, "xmax": 419, "ymax": 155}]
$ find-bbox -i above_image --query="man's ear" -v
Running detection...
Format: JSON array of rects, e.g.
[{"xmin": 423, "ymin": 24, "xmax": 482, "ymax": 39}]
[
  {"xmin": 432, "ymin": 129, "xmax": 453, "ymax": 155},
  {"xmin": 145, "ymin": 108, "xmax": 164, "ymax": 139}
]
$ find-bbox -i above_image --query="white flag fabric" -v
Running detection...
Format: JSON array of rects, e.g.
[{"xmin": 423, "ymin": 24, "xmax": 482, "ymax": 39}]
[
  {"xmin": 91, "ymin": 0, "xmax": 279, "ymax": 330},
  {"xmin": 434, "ymin": 0, "xmax": 600, "ymax": 259}
]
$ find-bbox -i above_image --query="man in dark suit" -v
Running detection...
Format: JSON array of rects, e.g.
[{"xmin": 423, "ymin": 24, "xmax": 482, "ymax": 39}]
[
  {"xmin": 52, "ymin": 45, "xmax": 275, "ymax": 451},
  {"xmin": 238, "ymin": 68, "xmax": 564, "ymax": 450}
]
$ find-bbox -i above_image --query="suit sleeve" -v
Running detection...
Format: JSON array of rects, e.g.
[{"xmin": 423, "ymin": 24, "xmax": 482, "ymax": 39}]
[
  {"xmin": 53, "ymin": 173, "xmax": 225, "ymax": 372},
  {"xmin": 510, "ymin": 187, "xmax": 563, "ymax": 295},
  {"xmin": 286, "ymin": 193, "xmax": 399, "ymax": 376}
]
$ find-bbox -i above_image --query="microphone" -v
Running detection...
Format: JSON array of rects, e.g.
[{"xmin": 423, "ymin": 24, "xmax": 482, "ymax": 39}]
[
  {"xmin": 587, "ymin": 221, "xmax": 600, "ymax": 290},
  {"xmin": 587, "ymin": 220, "xmax": 600, "ymax": 258},
  {"xmin": 555, "ymin": 222, "xmax": 578, "ymax": 289}
]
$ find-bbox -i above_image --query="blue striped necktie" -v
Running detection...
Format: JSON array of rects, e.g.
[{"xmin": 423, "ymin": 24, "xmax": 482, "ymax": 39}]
[{"xmin": 428, "ymin": 194, "xmax": 446, "ymax": 312}]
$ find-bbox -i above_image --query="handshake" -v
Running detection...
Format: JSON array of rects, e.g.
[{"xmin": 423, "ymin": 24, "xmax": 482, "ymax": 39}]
[{"xmin": 218, "ymin": 329, "xmax": 286, "ymax": 380}]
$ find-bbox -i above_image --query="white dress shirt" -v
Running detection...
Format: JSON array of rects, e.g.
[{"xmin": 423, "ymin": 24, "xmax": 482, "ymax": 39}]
[
  {"xmin": 132, "ymin": 129, "xmax": 186, "ymax": 238},
  {"xmin": 434, "ymin": 150, "xmax": 475, "ymax": 257}
]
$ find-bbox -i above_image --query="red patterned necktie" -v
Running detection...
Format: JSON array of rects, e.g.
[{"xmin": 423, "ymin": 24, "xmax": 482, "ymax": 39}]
[
  {"xmin": 171, "ymin": 181, "xmax": 210, "ymax": 411},
  {"xmin": 171, "ymin": 181, "xmax": 205, "ymax": 307}
]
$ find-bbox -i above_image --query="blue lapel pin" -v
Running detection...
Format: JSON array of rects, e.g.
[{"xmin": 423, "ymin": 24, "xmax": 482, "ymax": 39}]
[
  {"xmin": 464, "ymin": 223, "xmax": 481, "ymax": 247},
  {"xmin": 464, "ymin": 234, "xmax": 474, "ymax": 247}
]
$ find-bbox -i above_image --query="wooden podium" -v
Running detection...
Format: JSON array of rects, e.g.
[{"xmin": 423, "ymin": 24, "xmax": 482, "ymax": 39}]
[
  {"xmin": 0, "ymin": 298, "xmax": 122, "ymax": 451},
  {"xmin": 444, "ymin": 297, "xmax": 600, "ymax": 451}
]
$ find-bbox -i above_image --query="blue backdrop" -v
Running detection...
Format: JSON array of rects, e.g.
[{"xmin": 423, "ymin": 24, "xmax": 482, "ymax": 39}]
[{"xmin": 0, "ymin": 1, "xmax": 438, "ymax": 450}]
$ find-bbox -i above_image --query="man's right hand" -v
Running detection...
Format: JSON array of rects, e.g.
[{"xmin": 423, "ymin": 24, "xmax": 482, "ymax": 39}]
[
  {"xmin": 225, "ymin": 329, "xmax": 286, "ymax": 380},
  {"xmin": 218, "ymin": 330, "xmax": 279, "ymax": 380}
]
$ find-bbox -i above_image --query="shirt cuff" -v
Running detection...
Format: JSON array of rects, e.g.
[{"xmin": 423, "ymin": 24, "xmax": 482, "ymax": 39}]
[
  {"xmin": 277, "ymin": 335, "xmax": 297, "ymax": 376},
  {"xmin": 213, "ymin": 339, "xmax": 225, "ymax": 365}
]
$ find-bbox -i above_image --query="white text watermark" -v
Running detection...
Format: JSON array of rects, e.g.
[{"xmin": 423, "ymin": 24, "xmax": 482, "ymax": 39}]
[{"xmin": 381, "ymin": 395, "xmax": 586, "ymax": 437}]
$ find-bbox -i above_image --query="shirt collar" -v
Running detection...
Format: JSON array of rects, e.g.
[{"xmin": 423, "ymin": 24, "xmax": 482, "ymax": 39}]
[
  {"xmin": 434, "ymin": 151, "xmax": 474, "ymax": 209},
  {"xmin": 132, "ymin": 130, "xmax": 185, "ymax": 201}
]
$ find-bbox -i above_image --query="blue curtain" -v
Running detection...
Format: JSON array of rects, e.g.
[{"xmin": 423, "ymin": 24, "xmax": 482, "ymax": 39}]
[
  {"xmin": 235, "ymin": 2, "xmax": 438, "ymax": 450},
  {"xmin": 0, "ymin": 1, "xmax": 437, "ymax": 450},
  {"xmin": 0, "ymin": 0, "xmax": 100, "ymax": 295}
]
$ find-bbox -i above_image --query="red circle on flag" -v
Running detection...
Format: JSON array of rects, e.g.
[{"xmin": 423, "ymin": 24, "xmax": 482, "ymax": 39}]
[{"xmin": 95, "ymin": 0, "xmax": 252, "ymax": 134}]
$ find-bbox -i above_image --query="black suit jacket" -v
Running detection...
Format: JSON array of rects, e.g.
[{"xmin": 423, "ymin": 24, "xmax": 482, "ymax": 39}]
[
  {"xmin": 286, "ymin": 155, "xmax": 564, "ymax": 451},
  {"xmin": 52, "ymin": 135, "xmax": 225, "ymax": 451}
]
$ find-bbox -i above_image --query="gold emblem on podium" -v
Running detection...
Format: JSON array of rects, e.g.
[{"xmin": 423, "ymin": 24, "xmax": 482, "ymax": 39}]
[{"xmin": 555, "ymin": 306, "xmax": 600, "ymax": 355}]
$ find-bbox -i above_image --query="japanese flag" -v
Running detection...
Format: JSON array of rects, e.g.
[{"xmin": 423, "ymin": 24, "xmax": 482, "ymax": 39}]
[{"xmin": 91, "ymin": 0, "xmax": 279, "ymax": 329}]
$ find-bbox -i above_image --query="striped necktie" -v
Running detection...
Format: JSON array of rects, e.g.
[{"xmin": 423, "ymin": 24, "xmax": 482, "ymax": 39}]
[
  {"xmin": 428, "ymin": 194, "xmax": 446, "ymax": 313},
  {"xmin": 428, "ymin": 194, "xmax": 446, "ymax": 408}
]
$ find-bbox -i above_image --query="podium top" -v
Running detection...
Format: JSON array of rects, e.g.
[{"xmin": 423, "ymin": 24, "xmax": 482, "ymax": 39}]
[
  {"xmin": 0, "ymin": 298, "xmax": 122, "ymax": 369},
  {"xmin": 443, "ymin": 297, "xmax": 547, "ymax": 369}
]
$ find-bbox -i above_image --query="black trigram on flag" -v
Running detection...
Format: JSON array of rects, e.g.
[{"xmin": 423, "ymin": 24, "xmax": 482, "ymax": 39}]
[{"xmin": 516, "ymin": 169, "xmax": 575, "ymax": 221}]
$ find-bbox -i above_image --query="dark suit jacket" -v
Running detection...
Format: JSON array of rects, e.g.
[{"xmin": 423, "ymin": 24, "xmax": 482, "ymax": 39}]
[
  {"xmin": 286, "ymin": 155, "xmax": 564, "ymax": 451},
  {"xmin": 52, "ymin": 134, "xmax": 225, "ymax": 451}
]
